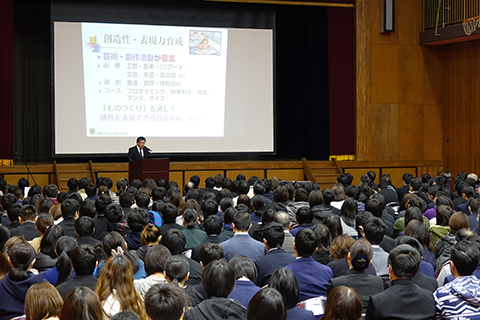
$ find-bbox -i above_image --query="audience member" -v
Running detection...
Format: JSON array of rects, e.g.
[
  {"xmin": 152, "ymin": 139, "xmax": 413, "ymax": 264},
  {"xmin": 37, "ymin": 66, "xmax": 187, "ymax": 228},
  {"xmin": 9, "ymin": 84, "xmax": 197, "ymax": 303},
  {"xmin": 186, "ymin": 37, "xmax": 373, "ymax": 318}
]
[
  {"xmin": 227, "ymin": 255, "xmax": 261, "ymax": 308},
  {"xmin": 24, "ymin": 282, "xmax": 63, "ymax": 320},
  {"xmin": 321, "ymin": 286, "xmax": 363, "ymax": 320},
  {"xmin": 33, "ymin": 224, "xmax": 65, "ymax": 272},
  {"xmin": 145, "ymin": 283, "xmax": 189, "ymax": 320},
  {"xmin": 164, "ymin": 255, "xmax": 204, "ymax": 307},
  {"xmin": 58, "ymin": 199, "xmax": 80, "ymax": 238},
  {"xmin": 311, "ymin": 224, "xmax": 333, "ymax": 265},
  {"xmin": 247, "ymin": 288, "xmax": 286, "ymax": 320},
  {"xmin": 28, "ymin": 212, "xmax": 54, "ymax": 252},
  {"xmin": 132, "ymin": 223, "xmax": 161, "ymax": 262},
  {"xmin": 9, "ymin": 205, "xmax": 39, "ymax": 240},
  {"xmin": 191, "ymin": 215, "xmax": 224, "ymax": 262},
  {"xmin": 75, "ymin": 216, "xmax": 102, "ymax": 247},
  {"xmin": 134, "ymin": 244, "xmax": 170, "ymax": 297},
  {"xmin": 59, "ymin": 287, "xmax": 103, "ymax": 320}
]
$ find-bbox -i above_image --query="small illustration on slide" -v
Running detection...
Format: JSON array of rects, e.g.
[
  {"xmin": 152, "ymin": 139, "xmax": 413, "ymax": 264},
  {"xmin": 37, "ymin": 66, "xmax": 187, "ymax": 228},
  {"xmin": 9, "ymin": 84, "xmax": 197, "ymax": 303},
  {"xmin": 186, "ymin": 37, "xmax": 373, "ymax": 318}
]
[{"xmin": 189, "ymin": 30, "xmax": 221, "ymax": 55}]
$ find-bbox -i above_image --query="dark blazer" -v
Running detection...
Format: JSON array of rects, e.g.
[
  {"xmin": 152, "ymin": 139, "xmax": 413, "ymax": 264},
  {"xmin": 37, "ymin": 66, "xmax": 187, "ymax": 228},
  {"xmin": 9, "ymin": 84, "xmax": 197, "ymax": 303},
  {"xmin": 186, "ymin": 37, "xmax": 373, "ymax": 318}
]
[
  {"xmin": 187, "ymin": 258, "xmax": 202, "ymax": 286},
  {"xmin": 384, "ymin": 271, "xmax": 437, "ymax": 293},
  {"xmin": 56, "ymin": 274, "xmax": 98, "ymax": 300},
  {"xmin": 76, "ymin": 235, "xmax": 102, "ymax": 248},
  {"xmin": 9, "ymin": 221, "xmax": 39, "ymax": 241},
  {"xmin": 159, "ymin": 223, "xmax": 184, "ymax": 235},
  {"xmin": 285, "ymin": 257, "xmax": 333, "ymax": 301},
  {"xmin": 227, "ymin": 280, "xmax": 261, "ymax": 308},
  {"xmin": 366, "ymin": 279, "xmax": 435, "ymax": 320},
  {"xmin": 327, "ymin": 269, "xmax": 384, "ymax": 312},
  {"xmin": 58, "ymin": 218, "xmax": 78, "ymax": 238},
  {"xmin": 327, "ymin": 258, "xmax": 377, "ymax": 278},
  {"xmin": 128, "ymin": 145, "xmax": 151, "ymax": 162},
  {"xmin": 191, "ymin": 235, "xmax": 224, "ymax": 262},
  {"xmin": 254, "ymin": 248, "xmax": 296, "ymax": 287}
]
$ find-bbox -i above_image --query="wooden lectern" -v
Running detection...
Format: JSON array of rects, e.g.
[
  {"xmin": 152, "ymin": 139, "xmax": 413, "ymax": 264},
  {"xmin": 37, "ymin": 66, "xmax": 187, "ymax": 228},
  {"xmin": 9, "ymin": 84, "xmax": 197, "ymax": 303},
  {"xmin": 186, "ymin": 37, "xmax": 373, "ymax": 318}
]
[{"xmin": 128, "ymin": 158, "xmax": 170, "ymax": 182}]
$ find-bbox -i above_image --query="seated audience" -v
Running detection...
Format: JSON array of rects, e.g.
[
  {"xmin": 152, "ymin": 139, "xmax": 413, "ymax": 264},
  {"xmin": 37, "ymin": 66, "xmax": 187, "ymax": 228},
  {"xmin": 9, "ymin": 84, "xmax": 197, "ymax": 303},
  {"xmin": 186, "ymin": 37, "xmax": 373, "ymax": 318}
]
[
  {"xmin": 363, "ymin": 217, "xmax": 389, "ymax": 277},
  {"xmin": 0, "ymin": 242, "xmax": 46, "ymax": 320},
  {"xmin": 33, "ymin": 224, "xmax": 65, "ymax": 272},
  {"xmin": 58, "ymin": 199, "xmax": 80, "ymax": 238},
  {"xmin": 9, "ymin": 204, "xmax": 39, "ymax": 241},
  {"xmin": 56, "ymin": 244, "xmax": 98, "ymax": 299},
  {"xmin": 23, "ymin": 282, "xmax": 63, "ymax": 320},
  {"xmin": 28, "ymin": 213, "xmax": 54, "ymax": 253},
  {"xmin": 321, "ymin": 286, "xmax": 363, "ymax": 320},
  {"xmin": 123, "ymin": 207, "xmax": 149, "ymax": 251},
  {"xmin": 311, "ymin": 224, "xmax": 333, "ymax": 265},
  {"xmin": 134, "ymin": 244, "xmax": 170, "ymax": 297},
  {"xmin": 59, "ymin": 287, "xmax": 103, "ymax": 320},
  {"xmin": 164, "ymin": 255, "xmax": 204, "ymax": 307},
  {"xmin": 191, "ymin": 215, "xmax": 224, "ymax": 262},
  {"xmin": 365, "ymin": 244, "xmax": 436, "ymax": 320},
  {"xmin": 228, "ymin": 255, "xmax": 261, "ymax": 308},
  {"xmin": 132, "ymin": 223, "xmax": 161, "ymax": 262},
  {"xmin": 43, "ymin": 235, "xmax": 77, "ymax": 286},
  {"xmin": 247, "ymin": 288, "xmax": 286, "ymax": 320},
  {"xmin": 285, "ymin": 228, "xmax": 333, "ymax": 301},
  {"xmin": 181, "ymin": 208, "xmax": 207, "ymax": 250},
  {"xmin": 144, "ymin": 283, "xmax": 189, "ymax": 320},
  {"xmin": 75, "ymin": 216, "xmax": 102, "ymax": 247},
  {"xmin": 268, "ymin": 268, "xmax": 315, "ymax": 320},
  {"xmin": 95, "ymin": 254, "xmax": 146, "ymax": 320}
]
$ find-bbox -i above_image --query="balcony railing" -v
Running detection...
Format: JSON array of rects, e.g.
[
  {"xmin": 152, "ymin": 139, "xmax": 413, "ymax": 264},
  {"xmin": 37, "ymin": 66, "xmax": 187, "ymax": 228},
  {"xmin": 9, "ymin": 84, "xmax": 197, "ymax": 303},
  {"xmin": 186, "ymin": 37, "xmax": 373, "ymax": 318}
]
[{"xmin": 424, "ymin": 0, "xmax": 480, "ymax": 30}]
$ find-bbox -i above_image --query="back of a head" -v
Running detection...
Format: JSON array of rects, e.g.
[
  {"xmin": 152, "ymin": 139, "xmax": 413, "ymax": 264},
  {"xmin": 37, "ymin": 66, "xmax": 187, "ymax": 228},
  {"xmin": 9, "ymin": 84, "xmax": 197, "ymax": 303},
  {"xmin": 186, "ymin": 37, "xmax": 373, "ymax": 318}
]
[
  {"xmin": 233, "ymin": 210, "xmax": 251, "ymax": 232},
  {"xmin": 119, "ymin": 192, "xmax": 135, "ymax": 208},
  {"xmin": 162, "ymin": 203, "xmax": 178, "ymax": 224},
  {"xmin": 311, "ymin": 224, "xmax": 332, "ymax": 252},
  {"xmin": 349, "ymin": 239, "xmax": 374, "ymax": 271},
  {"xmin": 273, "ymin": 212, "xmax": 290, "ymax": 230},
  {"xmin": 219, "ymin": 197, "xmax": 234, "ymax": 212},
  {"xmin": 330, "ymin": 234, "xmax": 355, "ymax": 260},
  {"xmin": 127, "ymin": 207, "xmax": 149, "ymax": 232},
  {"xmin": 201, "ymin": 199, "xmax": 218, "ymax": 218},
  {"xmin": 165, "ymin": 255, "xmax": 190, "ymax": 284},
  {"xmin": 451, "ymin": 240, "xmax": 480, "ymax": 276},
  {"xmin": 436, "ymin": 205, "xmax": 454, "ymax": 227},
  {"xmin": 321, "ymin": 286, "xmax": 363, "ymax": 320},
  {"xmin": 8, "ymin": 242, "xmax": 36, "ymax": 281},
  {"xmin": 268, "ymin": 268, "xmax": 299, "ymax": 309},
  {"xmin": 363, "ymin": 217, "xmax": 387, "ymax": 245},
  {"xmin": 61, "ymin": 199, "xmax": 79, "ymax": 219},
  {"xmin": 247, "ymin": 288, "xmax": 286, "ymax": 320},
  {"xmin": 145, "ymin": 283, "xmax": 188, "ymax": 320},
  {"xmin": 60, "ymin": 286, "xmax": 103, "ymax": 320},
  {"xmin": 404, "ymin": 206, "xmax": 423, "ymax": 227},
  {"xmin": 263, "ymin": 222, "xmax": 285, "ymax": 249},
  {"xmin": 364, "ymin": 198, "xmax": 384, "ymax": 218},
  {"xmin": 199, "ymin": 243, "xmax": 224, "ymax": 266},
  {"xmin": 409, "ymin": 178, "xmax": 422, "ymax": 191},
  {"xmin": 322, "ymin": 214, "xmax": 343, "ymax": 240},
  {"xmin": 331, "ymin": 185, "xmax": 346, "ymax": 201},
  {"xmin": 252, "ymin": 195, "xmax": 266, "ymax": 212},
  {"xmin": 203, "ymin": 215, "xmax": 223, "ymax": 236},
  {"xmin": 79, "ymin": 199, "xmax": 96, "ymax": 219},
  {"xmin": 449, "ymin": 211, "xmax": 470, "ymax": 233},
  {"xmin": 294, "ymin": 229, "xmax": 318, "ymax": 257},
  {"xmin": 230, "ymin": 254, "xmax": 257, "ymax": 282},
  {"xmin": 309, "ymin": 190, "xmax": 324, "ymax": 207},
  {"xmin": 95, "ymin": 195, "xmax": 112, "ymax": 215},
  {"xmin": 44, "ymin": 184, "xmax": 59, "ymax": 198},
  {"xmin": 161, "ymin": 229, "xmax": 186, "ymax": 255},
  {"xmin": 141, "ymin": 223, "xmax": 161, "ymax": 246},
  {"xmin": 20, "ymin": 204, "xmax": 37, "ymax": 222},
  {"xmin": 388, "ymin": 244, "xmax": 421, "ymax": 279},
  {"xmin": 296, "ymin": 207, "xmax": 313, "ymax": 226},
  {"xmin": 145, "ymin": 244, "xmax": 171, "ymax": 276},
  {"xmin": 85, "ymin": 183, "xmax": 97, "ymax": 198},
  {"xmin": 105, "ymin": 203, "xmax": 124, "ymax": 223},
  {"xmin": 202, "ymin": 259, "xmax": 235, "ymax": 298},
  {"xmin": 393, "ymin": 235, "xmax": 423, "ymax": 258},
  {"xmin": 135, "ymin": 193, "xmax": 150, "ymax": 210},
  {"xmin": 273, "ymin": 186, "xmax": 288, "ymax": 203},
  {"xmin": 25, "ymin": 282, "xmax": 63, "ymax": 320},
  {"xmin": 72, "ymin": 244, "xmax": 97, "ymax": 275},
  {"xmin": 75, "ymin": 216, "xmax": 95, "ymax": 237},
  {"xmin": 111, "ymin": 310, "xmax": 141, "ymax": 320}
]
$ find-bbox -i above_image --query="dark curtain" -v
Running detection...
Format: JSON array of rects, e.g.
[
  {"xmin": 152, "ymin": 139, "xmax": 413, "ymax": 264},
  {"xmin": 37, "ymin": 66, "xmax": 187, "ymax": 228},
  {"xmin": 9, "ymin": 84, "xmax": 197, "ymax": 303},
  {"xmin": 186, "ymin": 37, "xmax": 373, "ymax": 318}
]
[
  {"xmin": 275, "ymin": 6, "xmax": 330, "ymax": 159},
  {"xmin": 0, "ymin": 0, "xmax": 14, "ymax": 160},
  {"xmin": 13, "ymin": 0, "xmax": 52, "ymax": 162},
  {"xmin": 11, "ymin": 0, "xmax": 350, "ymax": 162}
]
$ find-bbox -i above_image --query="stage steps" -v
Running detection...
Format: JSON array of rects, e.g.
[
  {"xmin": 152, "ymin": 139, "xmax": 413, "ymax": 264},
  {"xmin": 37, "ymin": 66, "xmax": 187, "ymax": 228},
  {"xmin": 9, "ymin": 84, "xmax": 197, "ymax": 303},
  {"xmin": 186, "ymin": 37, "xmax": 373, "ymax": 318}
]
[
  {"xmin": 54, "ymin": 161, "xmax": 97, "ymax": 192},
  {"xmin": 302, "ymin": 158, "xmax": 342, "ymax": 190}
]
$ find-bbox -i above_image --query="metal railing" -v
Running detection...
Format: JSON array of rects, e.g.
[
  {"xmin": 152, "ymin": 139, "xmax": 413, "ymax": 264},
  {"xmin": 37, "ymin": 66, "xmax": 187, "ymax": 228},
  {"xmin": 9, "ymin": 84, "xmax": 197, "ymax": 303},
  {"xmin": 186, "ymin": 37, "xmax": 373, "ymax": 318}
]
[{"xmin": 424, "ymin": 0, "xmax": 480, "ymax": 30}]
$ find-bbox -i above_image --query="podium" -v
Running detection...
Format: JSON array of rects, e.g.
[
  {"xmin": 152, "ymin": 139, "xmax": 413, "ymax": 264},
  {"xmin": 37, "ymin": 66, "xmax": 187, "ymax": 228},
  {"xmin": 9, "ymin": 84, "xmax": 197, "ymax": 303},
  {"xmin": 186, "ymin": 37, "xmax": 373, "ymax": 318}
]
[{"xmin": 128, "ymin": 158, "xmax": 170, "ymax": 182}]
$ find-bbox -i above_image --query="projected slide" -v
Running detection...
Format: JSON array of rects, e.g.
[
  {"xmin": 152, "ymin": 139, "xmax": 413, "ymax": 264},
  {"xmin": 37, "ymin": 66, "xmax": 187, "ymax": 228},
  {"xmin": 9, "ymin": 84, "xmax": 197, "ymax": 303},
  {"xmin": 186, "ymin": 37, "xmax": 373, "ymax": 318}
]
[{"xmin": 81, "ymin": 23, "xmax": 228, "ymax": 137}]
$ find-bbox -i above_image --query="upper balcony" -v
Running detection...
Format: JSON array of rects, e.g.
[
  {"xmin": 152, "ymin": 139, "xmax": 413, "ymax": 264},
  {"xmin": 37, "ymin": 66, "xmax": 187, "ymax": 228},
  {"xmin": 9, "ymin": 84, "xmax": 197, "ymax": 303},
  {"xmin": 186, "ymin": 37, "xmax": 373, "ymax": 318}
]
[{"xmin": 421, "ymin": 0, "xmax": 480, "ymax": 45}]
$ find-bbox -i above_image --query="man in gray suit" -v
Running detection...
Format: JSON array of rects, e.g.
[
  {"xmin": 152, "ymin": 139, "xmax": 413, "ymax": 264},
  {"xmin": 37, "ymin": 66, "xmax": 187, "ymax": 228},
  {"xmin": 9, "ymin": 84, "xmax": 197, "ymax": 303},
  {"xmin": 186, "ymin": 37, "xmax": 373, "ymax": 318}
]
[
  {"xmin": 220, "ymin": 211, "xmax": 265, "ymax": 261},
  {"xmin": 274, "ymin": 212, "xmax": 296, "ymax": 257}
]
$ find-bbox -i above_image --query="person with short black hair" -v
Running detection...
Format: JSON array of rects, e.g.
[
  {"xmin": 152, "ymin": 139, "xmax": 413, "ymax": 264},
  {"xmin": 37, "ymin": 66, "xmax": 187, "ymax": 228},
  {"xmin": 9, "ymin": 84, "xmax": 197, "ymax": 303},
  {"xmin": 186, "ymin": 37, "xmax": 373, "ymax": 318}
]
[
  {"xmin": 161, "ymin": 229, "xmax": 202, "ymax": 285},
  {"xmin": 434, "ymin": 240, "xmax": 480, "ymax": 319},
  {"xmin": 9, "ymin": 204, "xmax": 39, "ymax": 241},
  {"xmin": 75, "ymin": 216, "xmax": 102, "ymax": 247},
  {"xmin": 104, "ymin": 203, "xmax": 129, "ymax": 237},
  {"xmin": 55, "ymin": 244, "xmax": 98, "ymax": 299},
  {"xmin": 191, "ymin": 215, "xmax": 224, "ymax": 262},
  {"xmin": 134, "ymin": 244, "xmax": 171, "ymax": 297},
  {"xmin": 145, "ymin": 283, "xmax": 189, "ymax": 320},
  {"xmin": 363, "ymin": 217, "xmax": 389, "ymax": 277},
  {"xmin": 227, "ymin": 255, "xmax": 261, "ymax": 308},
  {"xmin": 247, "ymin": 287, "xmax": 286, "ymax": 320},
  {"xmin": 254, "ymin": 222, "xmax": 295, "ymax": 287},
  {"xmin": 164, "ymin": 255, "xmax": 204, "ymax": 307},
  {"xmin": 220, "ymin": 211, "xmax": 265, "ymax": 261},
  {"xmin": 365, "ymin": 244, "xmax": 436, "ymax": 320},
  {"xmin": 124, "ymin": 207, "xmax": 149, "ymax": 251},
  {"xmin": 59, "ymin": 199, "xmax": 80, "ymax": 238},
  {"xmin": 128, "ymin": 136, "xmax": 151, "ymax": 162},
  {"xmin": 285, "ymin": 229, "xmax": 333, "ymax": 301},
  {"xmin": 184, "ymin": 259, "xmax": 247, "ymax": 320},
  {"xmin": 159, "ymin": 203, "xmax": 184, "ymax": 235}
]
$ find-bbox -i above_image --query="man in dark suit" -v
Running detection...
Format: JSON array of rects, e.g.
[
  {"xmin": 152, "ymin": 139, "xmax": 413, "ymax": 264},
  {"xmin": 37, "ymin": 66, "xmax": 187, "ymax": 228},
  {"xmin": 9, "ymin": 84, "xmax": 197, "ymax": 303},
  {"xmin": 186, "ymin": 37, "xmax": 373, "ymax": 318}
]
[
  {"xmin": 191, "ymin": 215, "xmax": 224, "ymax": 262},
  {"xmin": 59, "ymin": 199, "xmax": 79, "ymax": 238},
  {"xmin": 285, "ymin": 229, "xmax": 333, "ymax": 301},
  {"xmin": 366, "ymin": 244, "xmax": 436, "ymax": 320},
  {"xmin": 9, "ymin": 204, "xmax": 40, "ymax": 241},
  {"xmin": 255, "ymin": 222, "xmax": 295, "ymax": 287},
  {"xmin": 56, "ymin": 244, "xmax": 98, "ymax": 299},
  {"xmin": 75, "ymin": 216, "xmax": 102, "ymax": 247},
  {"xmin": 127, "ymin": 136, "xmax": 152, "ymax": 162}
]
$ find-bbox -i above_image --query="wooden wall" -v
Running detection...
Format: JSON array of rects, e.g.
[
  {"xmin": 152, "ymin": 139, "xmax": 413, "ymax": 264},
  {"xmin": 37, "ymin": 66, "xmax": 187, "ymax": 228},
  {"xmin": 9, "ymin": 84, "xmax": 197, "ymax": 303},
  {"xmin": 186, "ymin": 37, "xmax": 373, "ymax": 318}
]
[
  {"xmin": 356, "ymin": 0, "xmax": 444, "ymax": 162},
  {"xmin": 443, "ymin": 40, "xmax": 480, "ymax": 176}
]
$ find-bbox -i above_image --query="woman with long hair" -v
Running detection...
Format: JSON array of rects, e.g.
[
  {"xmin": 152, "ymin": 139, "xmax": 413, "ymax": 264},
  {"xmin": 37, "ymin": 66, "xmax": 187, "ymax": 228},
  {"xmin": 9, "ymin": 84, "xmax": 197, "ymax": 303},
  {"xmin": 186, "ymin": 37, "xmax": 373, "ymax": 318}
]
[
  {"xmin": 321, "ymin": 286, "xmax": 363, "ymax": 320},
  {"xmin": 43, "ymin": 236, "xmax": 77, "ymax": 286},
  {"xmin": 33, "ymin": 225, "xmax": 65, "ymax": 272},
  {"xmin": 24, "ymin": 282, "xmax": 63, "ymax": 320},
  {"xmin": 94, "ymin": 232, "xmax": 146, "ymax": 279},
  {"xmin": 0, "ymin": 236, "xmax": 27, "ymax": 280},
  {"xmin": 340, "ymin": 198, "xmax": 358, "ymax": 239},
  {"xmin": 95, "ymin": 254, "xmax": 147, "ymax": 320},
  {"xmin": 60, "ymin": 287, "xmax": 103, "ymax": 320}
]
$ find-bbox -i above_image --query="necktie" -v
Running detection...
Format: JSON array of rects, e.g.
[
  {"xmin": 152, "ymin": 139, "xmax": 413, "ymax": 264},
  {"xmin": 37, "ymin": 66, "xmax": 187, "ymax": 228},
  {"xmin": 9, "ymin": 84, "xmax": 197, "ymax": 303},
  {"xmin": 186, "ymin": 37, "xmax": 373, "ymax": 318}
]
[{"xmin": 140, "ymin": 148, "xmax": 143, "ymax": 158}]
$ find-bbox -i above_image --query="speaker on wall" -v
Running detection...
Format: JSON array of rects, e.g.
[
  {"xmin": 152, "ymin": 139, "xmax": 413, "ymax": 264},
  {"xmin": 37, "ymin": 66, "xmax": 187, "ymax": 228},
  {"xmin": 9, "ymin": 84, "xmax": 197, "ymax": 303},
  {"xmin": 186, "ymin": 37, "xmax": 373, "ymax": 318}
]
[{"xmin": 380, "ymin": 0, "xmax": 395, "ymax": 33}]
